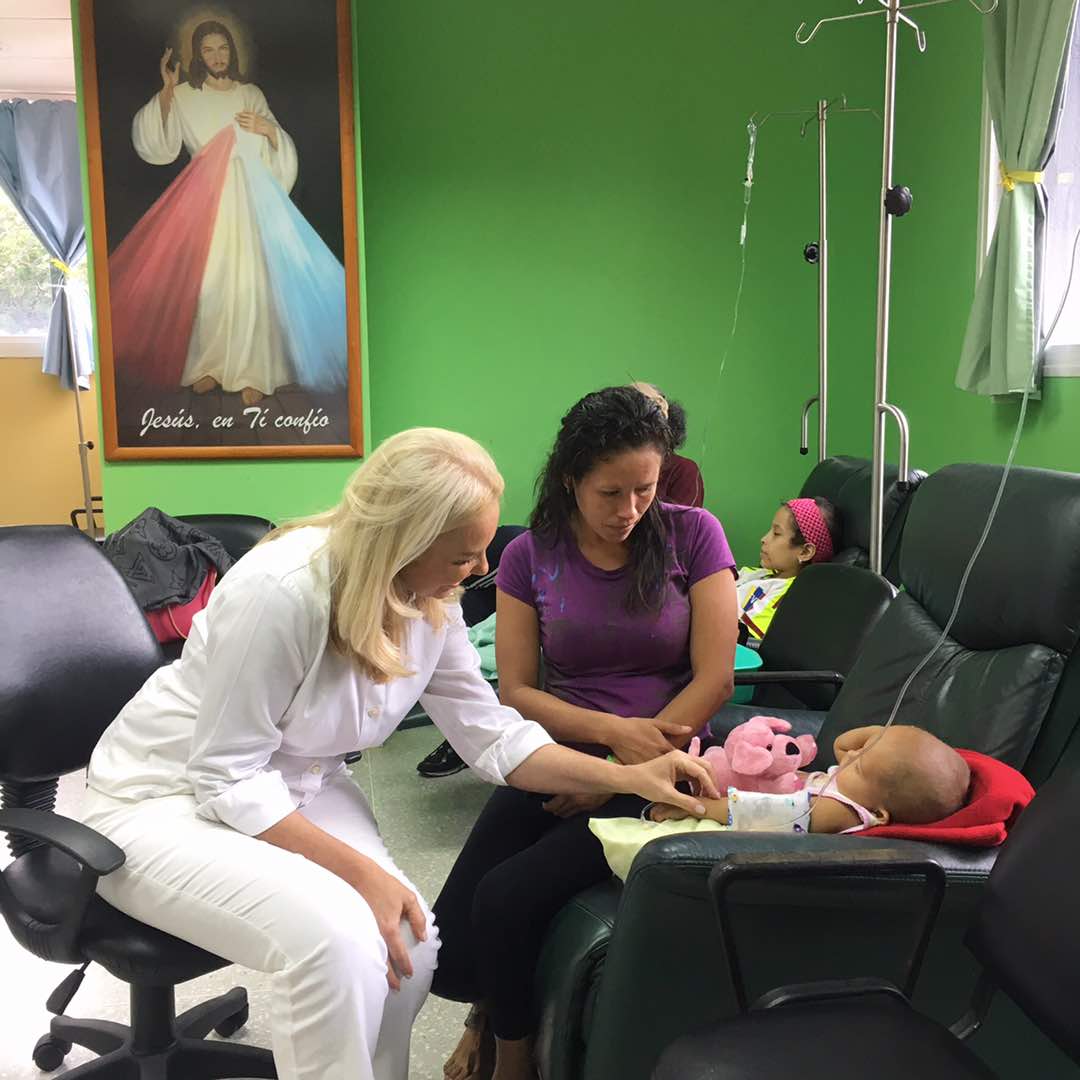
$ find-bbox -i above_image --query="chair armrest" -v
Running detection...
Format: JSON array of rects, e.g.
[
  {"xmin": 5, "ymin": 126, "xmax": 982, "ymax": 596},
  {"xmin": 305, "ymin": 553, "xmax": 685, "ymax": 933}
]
[
  {"xmin": 709, "ymin": 847, "xmax": 945, "ymax": 1011},
  {"xmin": 0, "ymin": 808, "xmax": 124, "ymax": 875},
  {"xmin": 734, "ymin": 669, "xmax": 844, "ymax": 686},
  {"xmin": 754, "ymin": 976, "xmax": 908, "ymax": 1011},
  {"xmin": 0, "ymin": 808, "xmax": 125, "ymax": 966},
  {"xmin": 710, "ymin": 846, "xmax": 946, "ymax": 881},
  {"xmin": 629, "ymin": 830, "xmax": 997, "ymax": 888}
]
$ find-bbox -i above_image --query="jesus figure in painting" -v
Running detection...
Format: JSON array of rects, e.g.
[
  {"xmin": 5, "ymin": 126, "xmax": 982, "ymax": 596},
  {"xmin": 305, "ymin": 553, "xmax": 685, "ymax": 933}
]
[{"xmin": 109, "ymin": 18, "xmax": 348, "ymax": 404}]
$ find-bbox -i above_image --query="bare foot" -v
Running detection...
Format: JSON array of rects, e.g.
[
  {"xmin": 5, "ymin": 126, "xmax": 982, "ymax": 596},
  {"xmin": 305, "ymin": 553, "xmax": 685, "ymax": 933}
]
[
  {"xmin": 492, "ymin": 1035, "xmax": 537, "ymax": 1080},
  {"xmin": 192, "ymin": 376, "xmax": 219, "ymax": 394},
  {"xmin": 240, "ymin": 386, "xmax": 264, "ymax": 406},
  {"xmin": 444, "ymin": 1009, "xmax": 495, "ymax": 1080}
]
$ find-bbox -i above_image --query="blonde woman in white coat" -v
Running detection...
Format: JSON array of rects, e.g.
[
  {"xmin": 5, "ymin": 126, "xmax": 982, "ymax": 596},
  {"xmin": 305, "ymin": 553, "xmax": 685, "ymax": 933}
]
[{"xmin": 82, "ymin": 427, "xmax": 717, "ymax": 1080}]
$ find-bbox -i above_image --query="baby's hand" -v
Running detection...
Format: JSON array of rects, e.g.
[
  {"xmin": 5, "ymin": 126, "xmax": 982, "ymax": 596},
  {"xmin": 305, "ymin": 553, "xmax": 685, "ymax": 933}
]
[{"xmin": 650, "ymin": 802, "xmax": 691, "ymax": 823}]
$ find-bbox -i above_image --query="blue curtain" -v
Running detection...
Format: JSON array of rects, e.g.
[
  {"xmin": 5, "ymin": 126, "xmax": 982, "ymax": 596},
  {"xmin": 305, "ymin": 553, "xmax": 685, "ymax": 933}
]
[{"xmin": 0, "ymin": 99, "xmax": 93, "ymax": 391}]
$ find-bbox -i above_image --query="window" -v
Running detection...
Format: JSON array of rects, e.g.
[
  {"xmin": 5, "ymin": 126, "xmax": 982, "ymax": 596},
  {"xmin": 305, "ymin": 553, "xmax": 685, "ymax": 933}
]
[
  {"xmin": 0, "ymin": 185, "xmax": 53, "ymax": 356},
  {"xmin": 1041, "ymin": 22, "xmax": 1080, "ymax": 376},
  {"xmin": 979, "ymin": 20, "xmax": 1080, "ymax": 377}
]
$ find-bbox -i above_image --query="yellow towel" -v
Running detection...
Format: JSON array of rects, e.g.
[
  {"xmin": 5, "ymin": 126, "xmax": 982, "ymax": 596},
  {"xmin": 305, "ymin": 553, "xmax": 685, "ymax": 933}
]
[{"xmin": 588, "ymin": 816, "xmax": 729, "ymax": 882}]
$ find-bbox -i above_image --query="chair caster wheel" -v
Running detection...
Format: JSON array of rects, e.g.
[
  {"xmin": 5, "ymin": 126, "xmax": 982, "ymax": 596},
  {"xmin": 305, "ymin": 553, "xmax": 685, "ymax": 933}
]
[
  {"xmin": 214, "ymin": 1002, "xmax": 249, "ymax": 1038},
  {"xmin": 33, "ymin": 1033, "xmax": 72, "ymax": 1072}
]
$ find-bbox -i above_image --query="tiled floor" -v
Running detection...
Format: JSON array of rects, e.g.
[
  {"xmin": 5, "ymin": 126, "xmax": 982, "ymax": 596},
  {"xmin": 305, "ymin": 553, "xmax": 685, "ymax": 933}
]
[{"xmin": 0, "ymin": 725, "xmax": 490, "ymax": 1079}]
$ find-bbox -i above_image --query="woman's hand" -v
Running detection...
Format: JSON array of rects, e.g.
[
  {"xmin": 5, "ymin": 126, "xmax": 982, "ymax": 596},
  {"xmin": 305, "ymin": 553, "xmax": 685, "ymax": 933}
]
[
  {"xmin": 621, "ymin": 750, "xmax": 720, "ymax": 816},
  {"xmin": 542, "ymin": 792, "xmax": 612, "ymax": 819},
  {"xmin": 348, "ymin": 859, "xmax": 428, "ymax": 991},
  {"xmin": 607, "ymin": 718, "xmax": 694, "ymax": 765}
]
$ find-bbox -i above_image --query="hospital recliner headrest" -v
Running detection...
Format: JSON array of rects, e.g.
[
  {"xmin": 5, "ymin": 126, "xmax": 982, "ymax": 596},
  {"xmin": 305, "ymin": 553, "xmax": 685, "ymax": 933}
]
[
  {"xmin": 900, "ymin": 463, "xmax": 1080, "ymax": 654},
  {"xmin": 819, "ymin": 462, "xmax": 1080, "ymax": 775},
  {"xmin": 799, "ymin": 455, "xmax": 926, "ymax": 581}
]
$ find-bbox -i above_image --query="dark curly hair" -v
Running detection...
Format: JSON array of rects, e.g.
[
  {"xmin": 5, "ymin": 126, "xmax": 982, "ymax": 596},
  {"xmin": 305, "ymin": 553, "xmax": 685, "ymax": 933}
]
[
  {"xmin": 664, "ymin": 395, "xmax": 688, "ymax": 450},
  {"xmin": 628, "ymin": 381, "xmax": 689, "ymax": 450},
  {"xmin": 531, "ymin": 386, "xmax": 674, "ymax": 612}
]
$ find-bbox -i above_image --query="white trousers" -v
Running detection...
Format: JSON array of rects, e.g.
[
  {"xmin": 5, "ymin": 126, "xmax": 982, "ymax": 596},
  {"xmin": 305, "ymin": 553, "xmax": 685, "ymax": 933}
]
[{"xmin": 82, "ymin": 773, "xmax": 439, "ymax": 1080}]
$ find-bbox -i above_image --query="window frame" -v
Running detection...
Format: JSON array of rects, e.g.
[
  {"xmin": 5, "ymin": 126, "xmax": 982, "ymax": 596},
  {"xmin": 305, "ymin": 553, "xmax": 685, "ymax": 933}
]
[{"xmin": 0, "ymin": 334, "xmax": 47, "ymax": 358}]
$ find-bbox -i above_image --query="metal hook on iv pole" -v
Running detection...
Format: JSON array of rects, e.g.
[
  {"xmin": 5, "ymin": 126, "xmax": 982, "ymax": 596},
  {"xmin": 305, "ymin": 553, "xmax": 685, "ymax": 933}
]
[
  {"xmin": 797, "ymin": 0, "xmax": 997, "ymax": 51},
  {"xmin": 797, "ymin": 8, "xmax": 926, "ymax": 52},
  {"xmin": 877, "ymin": 401, "xmax": 911, "ymax": 491},
  {"xmin": 796, "ymin": 6, "xmax": 887, "ymax": 45},
  {"xmin": 799, "ymin": 95, "xmax": 882, "ymax": 137},
  {"xmin": 800, "ymin": 396, "xmax": 819, "ymax": 457}
]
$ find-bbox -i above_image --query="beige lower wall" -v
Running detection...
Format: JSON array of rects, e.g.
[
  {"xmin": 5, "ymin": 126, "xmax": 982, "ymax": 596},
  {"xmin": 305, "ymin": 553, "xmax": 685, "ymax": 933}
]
[{"xmin": 0, "ymin": 356, "xmax": 103, "ymax": 528}]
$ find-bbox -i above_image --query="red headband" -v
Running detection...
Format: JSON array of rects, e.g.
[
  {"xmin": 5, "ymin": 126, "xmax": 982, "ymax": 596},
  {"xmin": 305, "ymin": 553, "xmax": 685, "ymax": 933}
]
[{"xmin": 786, "ymin": 498, "xmax": 834, "ymax": 563}]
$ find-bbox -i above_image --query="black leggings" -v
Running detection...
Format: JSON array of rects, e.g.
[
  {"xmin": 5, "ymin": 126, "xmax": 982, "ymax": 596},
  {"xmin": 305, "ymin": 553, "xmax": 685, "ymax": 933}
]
[{"xmin": 431, "ymin": 785, "xmax": 646, "ymax": 1040}]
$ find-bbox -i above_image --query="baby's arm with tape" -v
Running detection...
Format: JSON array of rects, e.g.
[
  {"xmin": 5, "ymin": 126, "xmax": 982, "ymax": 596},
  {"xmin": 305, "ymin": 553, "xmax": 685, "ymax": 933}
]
[
  {"xmin": 651, "ymin": 796, "xmax": 730, "ymax": 823},
  {"xmin": 650, "ymin": 788, "xmax": 854, "ymax": 833}
]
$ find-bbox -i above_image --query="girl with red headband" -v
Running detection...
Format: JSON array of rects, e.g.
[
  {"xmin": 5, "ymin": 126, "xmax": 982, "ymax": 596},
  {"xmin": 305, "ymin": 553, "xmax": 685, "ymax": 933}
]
[{"xmin": 736, "ymin": 497, "xmax": 840, "ymax": 640}]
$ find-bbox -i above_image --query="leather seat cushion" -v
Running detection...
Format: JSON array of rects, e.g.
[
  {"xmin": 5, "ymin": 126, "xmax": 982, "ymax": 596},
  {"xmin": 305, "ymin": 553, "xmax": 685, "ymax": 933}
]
[
  {"xmin": 81, "ymin": 896, "xmax": 230, "ymax": 986},
  {"xmin": 653, "ymin": 992, "xmax": 995, "ymax": 1079}
]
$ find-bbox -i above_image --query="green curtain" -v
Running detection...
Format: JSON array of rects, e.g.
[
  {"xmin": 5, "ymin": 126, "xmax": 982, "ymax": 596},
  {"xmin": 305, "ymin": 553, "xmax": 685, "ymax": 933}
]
[{"xmin": 956, "ymin": 0, "xmax": 1077, "ymax": 397}]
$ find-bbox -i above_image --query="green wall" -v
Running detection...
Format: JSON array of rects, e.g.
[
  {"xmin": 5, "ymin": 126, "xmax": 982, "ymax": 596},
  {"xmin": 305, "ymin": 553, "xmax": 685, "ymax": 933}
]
[
  {"xmin": 353, "ymin": 0, "xmax": 885, "ymax": 560},
  {"xmin": 84, "ymin": 1, "xmax": 1080, "ymax": 560}
]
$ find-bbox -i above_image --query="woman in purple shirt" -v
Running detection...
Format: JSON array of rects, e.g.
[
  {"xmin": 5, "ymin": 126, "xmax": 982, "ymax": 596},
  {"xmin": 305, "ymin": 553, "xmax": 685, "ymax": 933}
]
[{"xmin": 433, "ymin": 386, "xmax": 738, "ymax": 1080}]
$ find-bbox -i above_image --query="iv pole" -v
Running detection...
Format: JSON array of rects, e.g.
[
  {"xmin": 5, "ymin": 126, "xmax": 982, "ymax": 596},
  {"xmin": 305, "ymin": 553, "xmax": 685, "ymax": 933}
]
[
  {"xmin": 750, "ymin": 98, "xmax": 877, "ymax": 464},
  {"xmin": 58, "ymin": 267, "xmax": 97, "ymax": 540},
  {"xmin": 796, "ymin": 0, "xmax": 998, "ymax": 573},
  {"xmin": 813, "ymin": 97, "xmax": 829, "ymax": 463},
  {"xmin": 800, "ymin": 102, "xmax": 834, "ymax": 463},
  {"xmin": 802, "ymin": 98, "xmax": 879, "ymax": 462}
]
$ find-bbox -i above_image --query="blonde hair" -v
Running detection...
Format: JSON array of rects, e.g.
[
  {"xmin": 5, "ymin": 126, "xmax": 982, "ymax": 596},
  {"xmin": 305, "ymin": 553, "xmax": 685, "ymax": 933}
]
[
  {"xmin": 267, "ymin": 428, "xmax": 503, "ymax": 681},
  {"xmin": 629, "ymin": 380, "xmax": 670, "ymax": 419}
]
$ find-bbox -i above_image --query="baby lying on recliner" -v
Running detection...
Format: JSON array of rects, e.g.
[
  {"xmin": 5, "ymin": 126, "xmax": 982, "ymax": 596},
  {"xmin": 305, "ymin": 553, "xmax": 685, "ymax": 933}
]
[
  {"xmin": 651, "ymin": 724, "xmax": 971, "ymax": 833},
  {"xmin": 590, "ymin": 725, "xmax": 975, "ymax": 881}
]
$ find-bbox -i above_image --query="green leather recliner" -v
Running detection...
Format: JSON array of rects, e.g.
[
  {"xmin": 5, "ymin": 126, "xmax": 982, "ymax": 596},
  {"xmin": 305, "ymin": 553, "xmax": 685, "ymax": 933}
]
[{"xmin": 534, "ymin": 463, "xmax": 1080, "ymax": 1080}]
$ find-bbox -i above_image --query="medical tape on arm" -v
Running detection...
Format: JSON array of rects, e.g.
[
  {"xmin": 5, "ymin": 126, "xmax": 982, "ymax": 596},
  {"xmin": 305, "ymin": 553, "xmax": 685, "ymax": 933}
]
[{"xmin": 727, "ymin": 787, "xmax": 812, "ymax": 833}]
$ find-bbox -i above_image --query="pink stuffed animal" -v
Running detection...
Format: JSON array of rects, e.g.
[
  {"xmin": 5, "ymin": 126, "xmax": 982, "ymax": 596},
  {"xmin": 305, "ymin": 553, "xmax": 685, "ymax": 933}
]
[{"xmin": 689, "ymin": 716, "xmax": 817, "ymax": 795}]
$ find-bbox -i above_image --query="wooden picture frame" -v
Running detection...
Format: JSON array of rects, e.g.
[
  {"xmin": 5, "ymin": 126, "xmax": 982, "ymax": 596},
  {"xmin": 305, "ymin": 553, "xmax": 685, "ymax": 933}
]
[{"xmin": 79, "ymin": 0, "xmax": 363, "ymax": 459}]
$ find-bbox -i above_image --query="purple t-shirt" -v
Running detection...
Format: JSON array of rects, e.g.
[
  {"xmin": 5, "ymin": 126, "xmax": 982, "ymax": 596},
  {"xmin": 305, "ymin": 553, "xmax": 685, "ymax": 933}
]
[{"xmin": 496, "ymin": 504, "xmax": 735, "ymax": 729}]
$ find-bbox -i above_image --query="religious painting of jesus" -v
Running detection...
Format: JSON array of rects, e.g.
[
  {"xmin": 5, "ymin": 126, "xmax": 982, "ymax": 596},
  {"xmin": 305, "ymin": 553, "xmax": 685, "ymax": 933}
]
[{"xmin": 79, "ymin": 0, "xmax": 363, "ymax": 459}]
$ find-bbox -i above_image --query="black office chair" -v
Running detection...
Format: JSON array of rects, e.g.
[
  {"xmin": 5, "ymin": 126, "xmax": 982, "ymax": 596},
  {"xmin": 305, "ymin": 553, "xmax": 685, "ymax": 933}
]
[
  {"xmin": 175, "ymin": 513, "xmax": 276, "ymax": 566},
  {"xmin": 653, "ymin": 765, "xmax": 1079, "ymax": 1079},
  {"xmin": 147, "ymin": 513, "xmax": 278, "ymax": 664},
  {"xmin": 0, "ymin": 526, "xmax": 276, "ymax": 1078}
]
